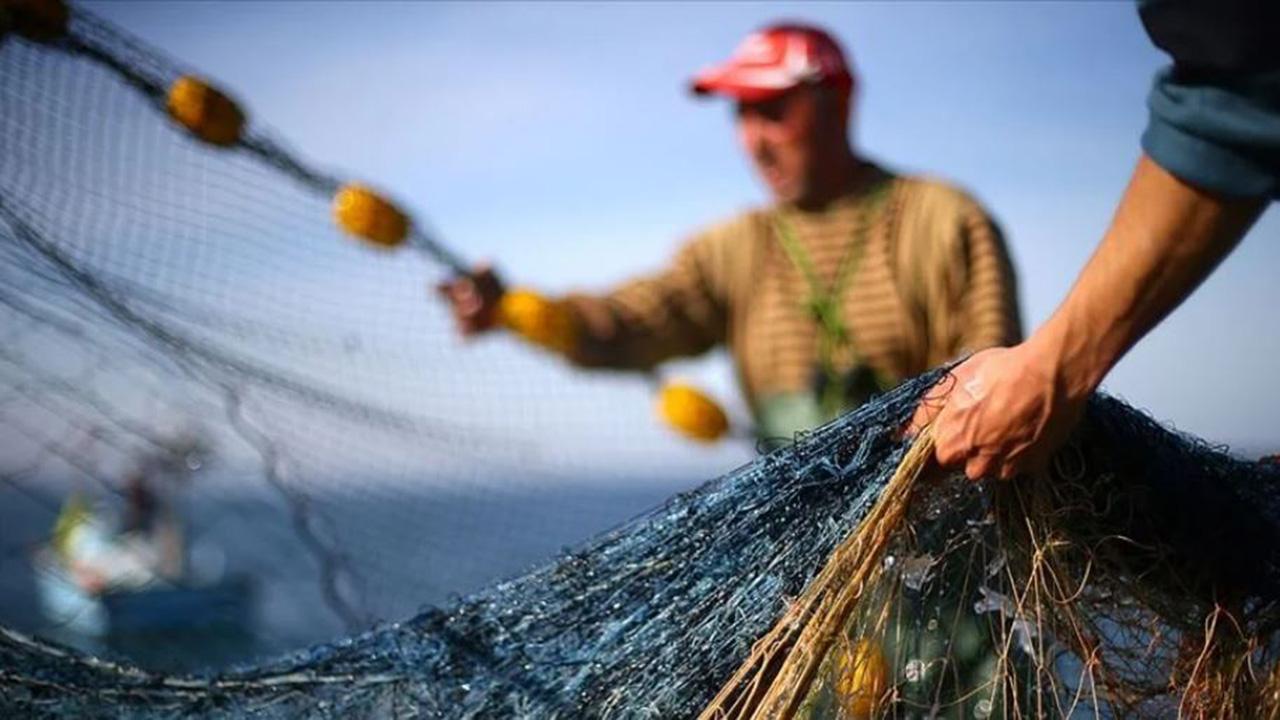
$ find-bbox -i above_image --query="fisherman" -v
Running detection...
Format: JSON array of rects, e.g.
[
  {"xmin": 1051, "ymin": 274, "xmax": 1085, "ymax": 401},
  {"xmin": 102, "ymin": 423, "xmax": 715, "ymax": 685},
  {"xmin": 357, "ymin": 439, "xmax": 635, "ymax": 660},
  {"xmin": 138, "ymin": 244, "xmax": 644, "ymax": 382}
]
[
  {"xmin": 49, "ymin": 471, "xmax": 185, "ymax": 596},
  {"xmin": 917, "ymin": 0, "xmax": 1280, "ymax": 480},
  {"xmin": 441, "ymin": 23, "xmax": 1022, "ymax": 444}
]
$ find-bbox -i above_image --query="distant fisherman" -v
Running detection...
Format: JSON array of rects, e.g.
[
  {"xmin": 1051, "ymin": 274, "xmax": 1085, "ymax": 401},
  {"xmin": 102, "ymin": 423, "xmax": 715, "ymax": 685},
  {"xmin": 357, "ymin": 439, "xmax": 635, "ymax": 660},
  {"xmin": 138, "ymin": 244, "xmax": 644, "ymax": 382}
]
[{"xmin": 442, "ymin": 23, "xmax": 1022, "ymax": 445}]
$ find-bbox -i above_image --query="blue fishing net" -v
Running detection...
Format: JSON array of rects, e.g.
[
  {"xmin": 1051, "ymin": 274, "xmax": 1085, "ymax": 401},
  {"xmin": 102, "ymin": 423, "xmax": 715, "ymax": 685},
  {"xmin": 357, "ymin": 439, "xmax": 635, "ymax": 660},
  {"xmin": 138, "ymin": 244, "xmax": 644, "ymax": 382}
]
[
  {"xmin": 0, "ymin": 372, "xmax": 931, "ymax": 718},
  {"xmin": 4, "ymin": 380, "xmax": 1280, "ymax": 718}
]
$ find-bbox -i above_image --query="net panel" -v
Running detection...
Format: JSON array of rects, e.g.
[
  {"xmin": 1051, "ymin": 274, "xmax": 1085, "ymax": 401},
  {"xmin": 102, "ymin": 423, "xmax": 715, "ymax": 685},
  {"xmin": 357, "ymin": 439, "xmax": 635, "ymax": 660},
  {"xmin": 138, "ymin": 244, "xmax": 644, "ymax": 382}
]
[{"xmin": 0, "ymin": 1, "xmax": 749, "ymax": 670}]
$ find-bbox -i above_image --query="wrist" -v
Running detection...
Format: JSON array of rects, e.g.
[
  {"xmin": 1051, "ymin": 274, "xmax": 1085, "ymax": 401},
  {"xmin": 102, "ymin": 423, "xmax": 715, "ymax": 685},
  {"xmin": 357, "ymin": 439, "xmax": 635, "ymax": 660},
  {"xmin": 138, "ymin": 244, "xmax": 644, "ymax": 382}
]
[{"xmin": 1025, "ymin": 314, "xmax": 1109, "ymax": 405}]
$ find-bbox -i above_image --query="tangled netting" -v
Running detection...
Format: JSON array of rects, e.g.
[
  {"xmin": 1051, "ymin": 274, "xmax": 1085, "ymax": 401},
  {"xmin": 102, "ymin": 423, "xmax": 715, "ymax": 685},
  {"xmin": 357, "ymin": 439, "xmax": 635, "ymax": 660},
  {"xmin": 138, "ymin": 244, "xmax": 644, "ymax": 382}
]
[
  {"xmin": 0, "ymin": 371, "xmax": 923, "ymax": 718},
  {"xmin": 709, "ymin": 394, "xmax": 1280, "ymax": 720},
  {"xmin": 4, "ymin": 3, "xmax": 1280, "ymax": 718},
  {"xmin": 5, "ymin": 377, "xmax": 1280, "ymax": 718}
]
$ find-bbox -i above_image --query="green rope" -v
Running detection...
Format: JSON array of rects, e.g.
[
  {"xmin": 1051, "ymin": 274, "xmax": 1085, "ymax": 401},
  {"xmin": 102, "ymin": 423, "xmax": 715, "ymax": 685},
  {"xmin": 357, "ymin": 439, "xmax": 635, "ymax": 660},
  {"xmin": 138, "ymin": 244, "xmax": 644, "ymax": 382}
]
[{"xmin": 773, "ymin": 183, "xmax": 889, "ymax": 418}]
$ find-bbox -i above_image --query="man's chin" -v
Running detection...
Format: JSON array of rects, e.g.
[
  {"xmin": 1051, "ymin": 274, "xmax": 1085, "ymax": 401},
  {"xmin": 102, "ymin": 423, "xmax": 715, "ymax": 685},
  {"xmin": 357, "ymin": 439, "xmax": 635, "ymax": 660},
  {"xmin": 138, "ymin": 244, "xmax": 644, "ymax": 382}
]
[{"xmin": 765, "ymin": 182, "xmax": 801, "ymax": 205}]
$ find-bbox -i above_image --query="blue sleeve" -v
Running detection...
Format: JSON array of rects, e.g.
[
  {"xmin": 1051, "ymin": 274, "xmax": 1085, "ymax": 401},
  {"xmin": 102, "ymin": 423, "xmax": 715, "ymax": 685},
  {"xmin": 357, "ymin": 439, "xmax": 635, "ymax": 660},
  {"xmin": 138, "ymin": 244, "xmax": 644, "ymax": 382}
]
[{"xmin": 1138, "ymin": 0, "xmax": 1280, "ymax": 199}]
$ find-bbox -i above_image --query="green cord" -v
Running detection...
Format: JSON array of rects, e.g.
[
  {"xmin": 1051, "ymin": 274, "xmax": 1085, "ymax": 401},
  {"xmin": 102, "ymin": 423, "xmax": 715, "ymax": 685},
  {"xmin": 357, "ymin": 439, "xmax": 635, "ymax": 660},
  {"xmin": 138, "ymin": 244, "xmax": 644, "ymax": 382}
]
[{"xmin": 773, "ymin": 184, "xmax": 889, "ymax": 418}]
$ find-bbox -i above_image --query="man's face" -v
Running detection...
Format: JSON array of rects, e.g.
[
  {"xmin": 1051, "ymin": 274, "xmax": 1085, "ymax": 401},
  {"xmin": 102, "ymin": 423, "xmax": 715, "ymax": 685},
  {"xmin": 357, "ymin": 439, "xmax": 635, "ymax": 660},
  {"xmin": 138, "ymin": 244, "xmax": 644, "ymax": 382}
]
[{"xmin": 735, "ymin": 86, "xmax": 833, "ymax": 205}]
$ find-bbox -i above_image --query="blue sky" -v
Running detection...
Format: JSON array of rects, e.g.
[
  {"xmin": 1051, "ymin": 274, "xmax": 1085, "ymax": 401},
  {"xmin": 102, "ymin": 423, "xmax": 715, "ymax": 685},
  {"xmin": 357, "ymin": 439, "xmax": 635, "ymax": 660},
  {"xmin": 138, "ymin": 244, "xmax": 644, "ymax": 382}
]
[{"xmin": 84, "ymin": 1, "xmax": 1279, "ymax": 452}]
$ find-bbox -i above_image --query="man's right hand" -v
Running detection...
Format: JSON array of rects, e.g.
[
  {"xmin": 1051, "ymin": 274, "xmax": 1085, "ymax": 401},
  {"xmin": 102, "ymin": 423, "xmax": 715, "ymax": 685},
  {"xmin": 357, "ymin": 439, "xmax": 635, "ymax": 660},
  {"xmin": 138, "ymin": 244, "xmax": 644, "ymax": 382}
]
[
  {"xmin": 911, "ymin": 343, "xmax": 1090, "ymax": 481},
  {"xmin": 436, "ymin": 263, "xmax": 505, "ymax": 337}
]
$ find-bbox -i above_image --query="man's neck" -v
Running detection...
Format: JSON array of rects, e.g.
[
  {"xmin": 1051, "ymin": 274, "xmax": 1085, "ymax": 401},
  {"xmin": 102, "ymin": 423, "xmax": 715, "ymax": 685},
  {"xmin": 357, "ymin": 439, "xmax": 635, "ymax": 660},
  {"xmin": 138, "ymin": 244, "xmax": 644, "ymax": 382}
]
[{"xmin": 792, "ymin": 152, "xmax": 870, "ymax": 212}]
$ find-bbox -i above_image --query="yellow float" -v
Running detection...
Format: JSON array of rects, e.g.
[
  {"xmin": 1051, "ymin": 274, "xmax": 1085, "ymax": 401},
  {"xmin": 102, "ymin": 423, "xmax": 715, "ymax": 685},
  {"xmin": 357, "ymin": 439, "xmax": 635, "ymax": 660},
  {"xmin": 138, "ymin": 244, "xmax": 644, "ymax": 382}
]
[
  {"xmin": 498, "ymin": 288, "xmax": 577, "ymax": 355},
  {"xmin": 834, "ymin": 638, "xmax": 889, "ymax": 718},
  {"xmin": 657, "ymin": 382, "xmax": 729, "ymax": 443},
  {"xmin": 332, "ymin": 184, "xmax": 410, "ymax": 249},
  {"xmin": 166, "ymin": 75, "xmax": 246, "ymax": 147}
]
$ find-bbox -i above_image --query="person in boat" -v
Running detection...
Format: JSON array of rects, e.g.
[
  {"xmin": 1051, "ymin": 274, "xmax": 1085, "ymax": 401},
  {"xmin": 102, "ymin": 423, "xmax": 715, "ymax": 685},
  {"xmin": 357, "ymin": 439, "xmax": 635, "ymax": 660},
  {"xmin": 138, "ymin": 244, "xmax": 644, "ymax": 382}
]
[{"xmin": 50, "ymin": 472, "xmax": 184, "ymax": 596}]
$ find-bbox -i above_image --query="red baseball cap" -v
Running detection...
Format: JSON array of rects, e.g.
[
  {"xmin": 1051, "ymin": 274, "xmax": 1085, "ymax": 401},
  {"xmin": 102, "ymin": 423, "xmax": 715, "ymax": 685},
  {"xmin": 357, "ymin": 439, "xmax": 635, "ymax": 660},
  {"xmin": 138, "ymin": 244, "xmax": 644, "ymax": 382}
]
[{"xmin": 690, "ymin": 23, "xmax": 854, "ymax": 102}]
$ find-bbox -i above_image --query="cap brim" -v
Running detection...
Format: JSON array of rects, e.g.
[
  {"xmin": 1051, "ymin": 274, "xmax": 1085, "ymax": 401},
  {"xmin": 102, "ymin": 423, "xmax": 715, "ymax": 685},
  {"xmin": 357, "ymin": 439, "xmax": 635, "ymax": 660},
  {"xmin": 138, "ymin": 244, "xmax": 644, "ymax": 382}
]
[{"xmin": 689, "ymin": 65, "xmax": 795, "ymax": 102}]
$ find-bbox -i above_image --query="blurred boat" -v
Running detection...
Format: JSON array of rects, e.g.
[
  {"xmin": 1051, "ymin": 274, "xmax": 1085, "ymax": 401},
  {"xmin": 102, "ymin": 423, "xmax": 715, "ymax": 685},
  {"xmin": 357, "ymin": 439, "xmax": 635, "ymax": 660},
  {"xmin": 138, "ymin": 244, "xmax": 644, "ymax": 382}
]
[
  {"xmin": 33, "ymin": 485, "xmax": 257, "ymax": 669},
  {"xmin": 33, "ymin": 548, "xmax": 253, "ymax": 639}
]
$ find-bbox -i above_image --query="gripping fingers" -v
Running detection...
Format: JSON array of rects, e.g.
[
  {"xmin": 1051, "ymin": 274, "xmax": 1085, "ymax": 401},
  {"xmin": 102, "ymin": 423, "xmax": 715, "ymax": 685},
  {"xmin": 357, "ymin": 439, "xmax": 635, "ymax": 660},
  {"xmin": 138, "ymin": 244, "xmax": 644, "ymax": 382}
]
[{"xmin": 964, "ymin": 453, "xmax": 995, "ymax": 482}]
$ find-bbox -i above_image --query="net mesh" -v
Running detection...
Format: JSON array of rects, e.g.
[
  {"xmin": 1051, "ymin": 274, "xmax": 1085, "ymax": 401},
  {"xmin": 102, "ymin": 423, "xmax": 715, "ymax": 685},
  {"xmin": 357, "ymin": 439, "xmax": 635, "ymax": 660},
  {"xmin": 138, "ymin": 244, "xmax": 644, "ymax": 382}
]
[
  {"xmin": 0, "ymin": 0, "xmax": 747, "ymax": 670},
  {"xmin": 4, "ymin": 3, "xmax": 1280, "ymax": 719}
]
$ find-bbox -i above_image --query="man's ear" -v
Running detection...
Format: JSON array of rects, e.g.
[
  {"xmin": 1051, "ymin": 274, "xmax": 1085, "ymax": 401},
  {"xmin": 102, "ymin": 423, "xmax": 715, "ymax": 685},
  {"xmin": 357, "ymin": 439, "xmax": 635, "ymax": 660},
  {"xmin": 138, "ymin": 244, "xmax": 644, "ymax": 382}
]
[{"xmin": 814, "ymin": 85, "xmax": 851, "ymax": 132}]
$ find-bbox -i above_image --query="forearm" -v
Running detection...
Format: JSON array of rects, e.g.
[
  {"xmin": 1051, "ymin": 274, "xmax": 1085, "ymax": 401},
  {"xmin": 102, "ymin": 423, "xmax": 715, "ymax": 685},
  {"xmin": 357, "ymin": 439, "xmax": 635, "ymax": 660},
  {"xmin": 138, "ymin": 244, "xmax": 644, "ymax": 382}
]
[
  {"xmin": 1032, "ymin": 154, "xmax": 1266, "ymax": 399},
  {"xmin": 560, "ymin": 292, "xmax": 718, "ymax": 370},
  {"xmin": 559, "ymin": 294, "xmax": 660, "ymax": 370},
  {"xmin": 558, "ymin": 240, "xmax": 728, "ymax": 369}
]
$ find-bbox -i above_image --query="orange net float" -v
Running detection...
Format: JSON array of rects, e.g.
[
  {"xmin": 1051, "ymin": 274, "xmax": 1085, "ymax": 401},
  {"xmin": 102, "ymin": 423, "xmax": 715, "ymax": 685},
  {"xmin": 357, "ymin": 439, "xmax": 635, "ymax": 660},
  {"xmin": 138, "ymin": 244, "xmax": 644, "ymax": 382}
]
[
  {"xmin": 166, "ymin": 75, "xmax": 246, "ymax": 147},
  {"xmin": 657, "ymin": 382, "xmax": 729, "ymax": 443},
  {"xmin": 5, "ymin": 0, "xmax": 68, "ymax": 42},
  {"xmin": 833, "ymin": 638, "xmax": 889, "ymax": 719},
  {"xmin": 332, "ymin": 184, "xmax": 410, "ymax": 250},
  {"xmin": 497, "ymin": 288, "xmax": 577, "ymax": 355}
]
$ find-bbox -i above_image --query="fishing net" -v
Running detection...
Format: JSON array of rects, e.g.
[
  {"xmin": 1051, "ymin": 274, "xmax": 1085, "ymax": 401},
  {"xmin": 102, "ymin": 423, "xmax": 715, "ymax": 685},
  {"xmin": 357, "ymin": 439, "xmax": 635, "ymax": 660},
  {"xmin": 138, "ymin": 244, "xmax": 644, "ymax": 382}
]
[
  {"xmin": 4, "ymin": 2, "xmax": 1280, "ymax": 718},
  {"xmin": 0, "ymin": 0, "xmax": 749, "ymax": 671}
]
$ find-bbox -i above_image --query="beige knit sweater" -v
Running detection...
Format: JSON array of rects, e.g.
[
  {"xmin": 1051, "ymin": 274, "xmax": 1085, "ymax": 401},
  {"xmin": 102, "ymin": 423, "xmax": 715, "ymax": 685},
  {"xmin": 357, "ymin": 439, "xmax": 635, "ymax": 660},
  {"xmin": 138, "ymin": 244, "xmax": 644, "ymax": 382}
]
[{"xmin": 561, "ymin": 165, "xmax": 1022, "ymax": 421}]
